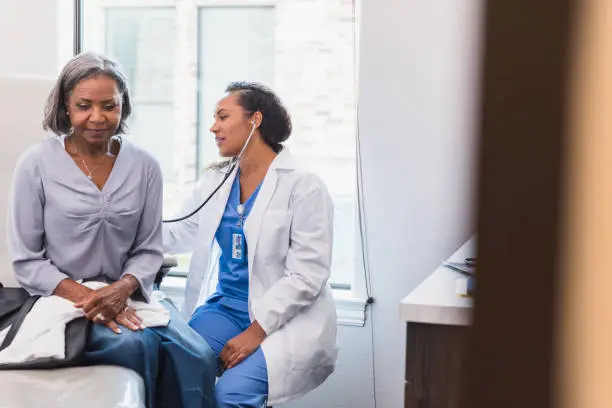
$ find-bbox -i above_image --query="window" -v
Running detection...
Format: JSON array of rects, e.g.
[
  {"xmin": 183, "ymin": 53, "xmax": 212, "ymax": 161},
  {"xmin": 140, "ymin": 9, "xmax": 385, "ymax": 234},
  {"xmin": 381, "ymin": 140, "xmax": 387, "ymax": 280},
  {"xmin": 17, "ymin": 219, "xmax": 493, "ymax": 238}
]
[
  {"xmin": 196, "ymin": 6, "xmax": 275, "ymax": 170},
  {"xmin": 80, "ymin": 0, "xmax": 358, "ymax": 290}
]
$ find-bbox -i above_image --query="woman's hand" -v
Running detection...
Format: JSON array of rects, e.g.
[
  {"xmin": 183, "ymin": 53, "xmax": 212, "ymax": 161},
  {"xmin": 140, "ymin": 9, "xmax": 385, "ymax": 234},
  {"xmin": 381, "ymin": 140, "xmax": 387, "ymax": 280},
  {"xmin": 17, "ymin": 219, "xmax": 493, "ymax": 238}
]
[
  {"xmin": 219, "ymin": 321, "xmax": 267, "ymax": 370},
  {"xmin": 115, "ymin": 307, "xmax": 145, "ymax": 331},
  {"xmin": 53, "ymin": 278, "xmax": 94, "ymax": 303},
  {"xmin": 96, "ymin": 308, "xmax": 144, "ymax": 335},
  {"xmin": 74, "ymin": 275, "xmax": 140, "ymax": 324},
  {"xmin": 101, "ymin": 319, "xmax": 122, "ymax": 334}
]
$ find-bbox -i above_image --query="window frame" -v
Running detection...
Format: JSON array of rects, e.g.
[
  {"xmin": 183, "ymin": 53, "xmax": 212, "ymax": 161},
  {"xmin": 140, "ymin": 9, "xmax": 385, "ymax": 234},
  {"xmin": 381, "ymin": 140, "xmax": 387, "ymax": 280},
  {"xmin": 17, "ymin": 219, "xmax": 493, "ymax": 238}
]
[{"xmin": 75, "ymin": 0, "xmax": 368, "ymax": 325}]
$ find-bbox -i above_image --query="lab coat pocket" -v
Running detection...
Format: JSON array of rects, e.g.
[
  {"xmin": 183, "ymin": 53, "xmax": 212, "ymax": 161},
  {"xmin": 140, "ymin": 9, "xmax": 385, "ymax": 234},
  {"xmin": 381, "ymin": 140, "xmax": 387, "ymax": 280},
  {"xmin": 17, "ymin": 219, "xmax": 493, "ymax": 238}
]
[
  {"xmin": 260, "ymin": 210, "xmax": 291, "ymax": 261},
  {"xmin": 286, "ymin": 300, "xmax": 337, "ymax": 370}
]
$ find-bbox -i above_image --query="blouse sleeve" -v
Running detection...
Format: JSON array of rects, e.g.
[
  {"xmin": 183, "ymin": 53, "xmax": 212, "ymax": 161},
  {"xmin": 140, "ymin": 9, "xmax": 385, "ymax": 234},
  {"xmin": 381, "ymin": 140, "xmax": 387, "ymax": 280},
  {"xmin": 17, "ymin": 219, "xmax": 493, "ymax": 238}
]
[
  {"xmin": 7, "ymin": 149, "xmax": 70, "ymax": 296},
  {"xmin": 121, "ymin": 159, "xmax": 164, "ymax": 302}
]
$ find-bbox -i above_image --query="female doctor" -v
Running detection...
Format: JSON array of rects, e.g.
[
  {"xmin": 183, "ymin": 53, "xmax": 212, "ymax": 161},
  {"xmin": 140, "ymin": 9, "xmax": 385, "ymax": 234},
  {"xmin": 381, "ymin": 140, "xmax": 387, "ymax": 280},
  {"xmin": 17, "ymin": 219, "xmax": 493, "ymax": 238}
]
[{"xmin": 163, "ymin": 82, "xmax": 337, "ymax": 407}]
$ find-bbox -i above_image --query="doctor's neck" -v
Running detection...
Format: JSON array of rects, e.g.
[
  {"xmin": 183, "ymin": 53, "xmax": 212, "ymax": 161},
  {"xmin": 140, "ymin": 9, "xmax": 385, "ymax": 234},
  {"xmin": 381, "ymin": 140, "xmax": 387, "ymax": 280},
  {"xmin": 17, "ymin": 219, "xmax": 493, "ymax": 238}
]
[{"xmin": 238, "ymin": 137, "xmax": 277, "ymax": 177}]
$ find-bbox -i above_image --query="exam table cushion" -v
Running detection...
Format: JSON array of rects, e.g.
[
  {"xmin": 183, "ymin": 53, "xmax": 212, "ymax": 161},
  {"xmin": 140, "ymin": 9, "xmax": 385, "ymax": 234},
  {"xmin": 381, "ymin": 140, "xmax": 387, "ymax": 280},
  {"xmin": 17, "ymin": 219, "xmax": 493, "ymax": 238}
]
[{"xmin": 0, "ymin": 365, "xmax": 145, "ymax": 408}]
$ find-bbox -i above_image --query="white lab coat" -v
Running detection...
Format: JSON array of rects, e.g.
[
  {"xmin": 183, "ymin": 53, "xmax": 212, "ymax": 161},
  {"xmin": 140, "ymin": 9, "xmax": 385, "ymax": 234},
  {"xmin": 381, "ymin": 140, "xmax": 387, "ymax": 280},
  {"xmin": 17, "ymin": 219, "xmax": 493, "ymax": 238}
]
[{"xmin": 163, "ymin": 149, "xmax": 338, "ymax": 405}]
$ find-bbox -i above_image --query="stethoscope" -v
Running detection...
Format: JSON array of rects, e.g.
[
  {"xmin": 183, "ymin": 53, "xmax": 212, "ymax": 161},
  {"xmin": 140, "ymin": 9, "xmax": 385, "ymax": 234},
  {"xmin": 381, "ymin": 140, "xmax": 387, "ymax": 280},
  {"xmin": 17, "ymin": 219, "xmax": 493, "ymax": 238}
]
[{"xmin": 162, "ymin": 121, "xmax": 257, "ymax": 223}]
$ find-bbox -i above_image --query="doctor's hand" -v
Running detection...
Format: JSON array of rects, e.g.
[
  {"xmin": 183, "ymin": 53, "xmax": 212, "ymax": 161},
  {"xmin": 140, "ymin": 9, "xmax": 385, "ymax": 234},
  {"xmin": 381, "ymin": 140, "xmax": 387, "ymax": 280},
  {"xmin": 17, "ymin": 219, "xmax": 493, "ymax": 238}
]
[
  {"xmin": 74, "ymin": 275, "xmax": 140, "ymax": 324},
  {"xmin": 220, "ymin": 321, "xmax": 267, "ymax": 370}
]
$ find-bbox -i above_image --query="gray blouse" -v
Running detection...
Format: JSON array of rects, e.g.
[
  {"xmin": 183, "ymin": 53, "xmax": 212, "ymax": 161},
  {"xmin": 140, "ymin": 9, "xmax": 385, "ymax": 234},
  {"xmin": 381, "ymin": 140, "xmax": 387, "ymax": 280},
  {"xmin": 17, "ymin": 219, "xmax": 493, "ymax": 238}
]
[{"xmin": 7, "ymin": 137, "xmax": 163, "ymax": 301}]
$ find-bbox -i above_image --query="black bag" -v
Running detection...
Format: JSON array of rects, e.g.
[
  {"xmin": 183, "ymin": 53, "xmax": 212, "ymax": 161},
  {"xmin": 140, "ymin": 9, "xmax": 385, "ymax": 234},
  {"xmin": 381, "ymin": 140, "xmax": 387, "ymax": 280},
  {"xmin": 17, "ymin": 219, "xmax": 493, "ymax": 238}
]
[{"xmin": 0, "ymin": 283, "xmax": 91, "ymax": 369}]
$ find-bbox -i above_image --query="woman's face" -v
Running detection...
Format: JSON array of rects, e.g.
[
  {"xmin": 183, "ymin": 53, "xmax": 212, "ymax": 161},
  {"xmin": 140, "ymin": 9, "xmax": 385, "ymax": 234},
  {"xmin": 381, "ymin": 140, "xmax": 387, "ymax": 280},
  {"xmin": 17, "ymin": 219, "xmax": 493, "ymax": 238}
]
[
  {"xmin": 210, "ymin": 93, "xmax": 254, "ymax": 158},
  {"xmin": 66, "ymin": 74, "xmax": 122, "ymax": 147}
]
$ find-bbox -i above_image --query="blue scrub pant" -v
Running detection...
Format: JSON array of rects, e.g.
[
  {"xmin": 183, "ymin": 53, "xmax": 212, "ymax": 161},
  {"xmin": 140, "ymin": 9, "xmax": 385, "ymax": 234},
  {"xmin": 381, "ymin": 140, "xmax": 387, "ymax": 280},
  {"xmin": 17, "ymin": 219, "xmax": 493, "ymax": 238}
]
[
  {"xmin": 82, "ymin": 300, "xmax": 217, "ymax": 408},
  {"xmin": 189, "ymin": 301, "xmax": 268, "ymax": 408}
]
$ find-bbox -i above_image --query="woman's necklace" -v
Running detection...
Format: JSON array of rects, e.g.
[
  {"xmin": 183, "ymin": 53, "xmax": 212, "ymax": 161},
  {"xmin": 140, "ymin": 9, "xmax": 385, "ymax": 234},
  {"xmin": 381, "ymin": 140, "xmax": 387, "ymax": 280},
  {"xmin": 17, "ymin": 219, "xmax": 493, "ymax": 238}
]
[{"xmin": 69, "ymin": 138, "xmax": 107, "ymax": 180}]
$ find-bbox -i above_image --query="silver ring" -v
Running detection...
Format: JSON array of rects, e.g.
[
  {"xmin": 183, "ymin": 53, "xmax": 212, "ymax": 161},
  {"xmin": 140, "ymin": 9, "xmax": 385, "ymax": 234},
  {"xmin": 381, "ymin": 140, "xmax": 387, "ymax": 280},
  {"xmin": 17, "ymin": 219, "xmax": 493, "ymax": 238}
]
[{"xmin": 96, "ymin": 313, "xmax": 106, "ymax": 322}]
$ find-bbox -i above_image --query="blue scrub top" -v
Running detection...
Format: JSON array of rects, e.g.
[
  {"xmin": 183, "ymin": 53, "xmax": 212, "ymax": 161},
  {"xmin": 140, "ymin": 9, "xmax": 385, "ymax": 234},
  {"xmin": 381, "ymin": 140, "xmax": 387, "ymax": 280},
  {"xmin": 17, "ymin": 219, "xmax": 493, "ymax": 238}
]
[{"xmin": 208, "ymin": 172, "xmax": 262, "ymax": 313}]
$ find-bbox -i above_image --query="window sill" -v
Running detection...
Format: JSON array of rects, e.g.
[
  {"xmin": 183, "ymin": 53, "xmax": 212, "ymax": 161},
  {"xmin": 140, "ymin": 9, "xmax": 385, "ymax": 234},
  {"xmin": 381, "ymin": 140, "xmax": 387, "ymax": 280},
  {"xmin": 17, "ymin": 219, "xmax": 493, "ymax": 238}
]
[
  {"xmin": 159, "ymin": 276, "xmax": 368, "ymax": 327},
  {"xmin": 333, "ymin": 290, "xmax": 369, "ymax": 326}
]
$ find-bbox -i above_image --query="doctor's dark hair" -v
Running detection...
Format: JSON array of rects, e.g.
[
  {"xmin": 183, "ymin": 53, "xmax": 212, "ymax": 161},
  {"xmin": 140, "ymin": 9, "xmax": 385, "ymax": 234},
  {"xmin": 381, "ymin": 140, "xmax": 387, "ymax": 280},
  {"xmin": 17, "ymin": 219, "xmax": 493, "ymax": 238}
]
[
  {"xmin": 43, "ymin": 51, "xmax": 132, "ymax": 136},
  {"xmin": 226, "ymin": 82, "xmax": 292, "ymax": 153}
]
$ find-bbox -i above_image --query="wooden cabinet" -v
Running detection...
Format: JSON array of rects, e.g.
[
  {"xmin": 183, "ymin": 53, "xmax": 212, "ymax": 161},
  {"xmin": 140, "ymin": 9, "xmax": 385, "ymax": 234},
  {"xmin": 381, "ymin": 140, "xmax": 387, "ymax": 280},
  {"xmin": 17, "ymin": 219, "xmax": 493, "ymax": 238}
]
[{"xmin": 404, "ymin": 323, "xmax": 470, "ymax": 408}]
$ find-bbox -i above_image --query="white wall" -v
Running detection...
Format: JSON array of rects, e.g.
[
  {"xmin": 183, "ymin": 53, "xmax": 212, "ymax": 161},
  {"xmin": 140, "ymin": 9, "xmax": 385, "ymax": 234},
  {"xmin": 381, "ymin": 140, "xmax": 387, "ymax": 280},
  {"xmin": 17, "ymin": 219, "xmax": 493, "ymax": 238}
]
[
  {"xmin": 287, "ymin": 0, "xmax": 482, "ymax": 407},
  {"xmin": 0, "ymin": 0, "xmax": 73, "ymax": 76},
  {"xmin": 355, "ymin": 0, "xmax": 481, "ymax": 406},
  {"xmin": 0, "ymin": 0, "xmax": 480, "ymax": 407},
  {"xmin": 0, "ymin": 0, "xmax": 58, "ymax": 76}
]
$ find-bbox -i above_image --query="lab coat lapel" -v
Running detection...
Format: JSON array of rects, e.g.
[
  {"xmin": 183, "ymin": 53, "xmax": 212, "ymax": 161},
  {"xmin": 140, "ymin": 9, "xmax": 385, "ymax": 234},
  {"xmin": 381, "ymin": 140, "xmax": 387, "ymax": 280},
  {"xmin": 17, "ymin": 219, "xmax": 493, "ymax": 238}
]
[
  {"xmin": 244, "ymin": 169, "xmax": 278, "ymax": 271},
  {"xmin": 244, "ymin": 149, "xmax": 295, "ymax": 272}
]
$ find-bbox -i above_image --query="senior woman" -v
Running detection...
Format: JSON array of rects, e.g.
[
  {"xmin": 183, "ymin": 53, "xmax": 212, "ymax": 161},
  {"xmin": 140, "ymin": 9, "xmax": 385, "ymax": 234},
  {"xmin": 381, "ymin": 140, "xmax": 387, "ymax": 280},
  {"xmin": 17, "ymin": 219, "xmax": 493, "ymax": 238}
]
[{"xmin": 7, "ymin": 52, "xmax": 216, "ymax": 408}]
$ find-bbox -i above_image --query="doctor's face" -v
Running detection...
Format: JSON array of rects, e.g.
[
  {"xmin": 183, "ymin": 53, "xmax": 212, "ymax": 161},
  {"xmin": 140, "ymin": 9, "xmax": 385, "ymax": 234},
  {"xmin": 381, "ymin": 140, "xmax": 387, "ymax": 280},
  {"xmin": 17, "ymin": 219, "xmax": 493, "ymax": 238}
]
[{"xmin": 210, "ymin": 93, "xmax": 254, "ymax": 158}]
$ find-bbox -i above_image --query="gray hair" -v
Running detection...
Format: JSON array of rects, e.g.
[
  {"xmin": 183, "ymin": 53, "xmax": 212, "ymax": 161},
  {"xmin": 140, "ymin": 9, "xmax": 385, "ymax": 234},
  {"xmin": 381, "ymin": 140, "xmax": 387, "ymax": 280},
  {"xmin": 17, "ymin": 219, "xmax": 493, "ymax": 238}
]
[{"xmin": 43, "ymin": 51, "xmax": 132, "ymax": 135}]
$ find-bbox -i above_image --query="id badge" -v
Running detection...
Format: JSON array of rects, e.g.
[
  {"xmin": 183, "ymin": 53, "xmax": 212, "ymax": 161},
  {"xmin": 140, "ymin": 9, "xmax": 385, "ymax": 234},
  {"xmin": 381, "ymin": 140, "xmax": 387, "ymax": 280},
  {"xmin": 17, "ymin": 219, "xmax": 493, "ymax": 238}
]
[{"xmin": 230, "ymin": 227, "xmax": 245, "ymax": 263}]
